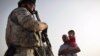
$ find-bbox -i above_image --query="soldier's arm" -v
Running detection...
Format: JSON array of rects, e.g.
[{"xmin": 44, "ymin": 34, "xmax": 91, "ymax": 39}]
[{"xmin": 15, "ymin": 8, "xmax": 47, "ymax": 32}]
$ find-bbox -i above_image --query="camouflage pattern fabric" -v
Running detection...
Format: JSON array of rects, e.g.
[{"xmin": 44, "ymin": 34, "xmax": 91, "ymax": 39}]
[{"xmin": 5, "ymin": 7, "xmax": 44, "ymax": 56}]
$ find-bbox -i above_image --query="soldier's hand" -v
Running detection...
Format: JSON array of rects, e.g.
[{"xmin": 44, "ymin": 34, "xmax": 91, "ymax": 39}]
[{"xmin": 39, "ymin": 22, "xmax": 48, "ymax": 31}]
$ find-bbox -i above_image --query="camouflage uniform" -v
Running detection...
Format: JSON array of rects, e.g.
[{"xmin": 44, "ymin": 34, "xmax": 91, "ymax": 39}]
[{"xmin": 5, "ymin": 7, "xmax": 44, "ymax": 56}]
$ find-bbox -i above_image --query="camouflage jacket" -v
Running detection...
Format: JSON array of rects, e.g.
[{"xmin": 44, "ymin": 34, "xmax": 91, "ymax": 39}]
[{"xmin": 6, "ymin": 7, "xmax": 42, "ymax": 48}]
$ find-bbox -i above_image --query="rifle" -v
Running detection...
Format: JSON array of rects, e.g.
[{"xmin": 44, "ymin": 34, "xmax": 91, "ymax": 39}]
[{"xmin": 34, "ymin": 10, "xmax": 54, "ymax": 56}]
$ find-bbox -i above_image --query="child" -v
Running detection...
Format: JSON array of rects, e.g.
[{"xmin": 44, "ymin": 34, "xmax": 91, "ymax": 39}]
[{"xmin": 68, "ymin": 30, "xmax": 77, "ymax": 48}]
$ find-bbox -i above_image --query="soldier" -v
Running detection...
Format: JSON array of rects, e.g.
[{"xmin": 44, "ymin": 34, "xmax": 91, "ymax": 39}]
[{"xmin": 5, "ymin": 0, "xmax": 48, "ymax": 56}]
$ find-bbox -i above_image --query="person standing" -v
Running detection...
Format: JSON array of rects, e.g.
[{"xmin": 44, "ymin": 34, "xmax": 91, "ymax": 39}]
[
  {"xmin": 5, "ymin": 0, "xmax": 48, "ymax": 56},
  {"xmin": 58, "ymin": 34, "xmax": 80, "ymax": 56}
]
